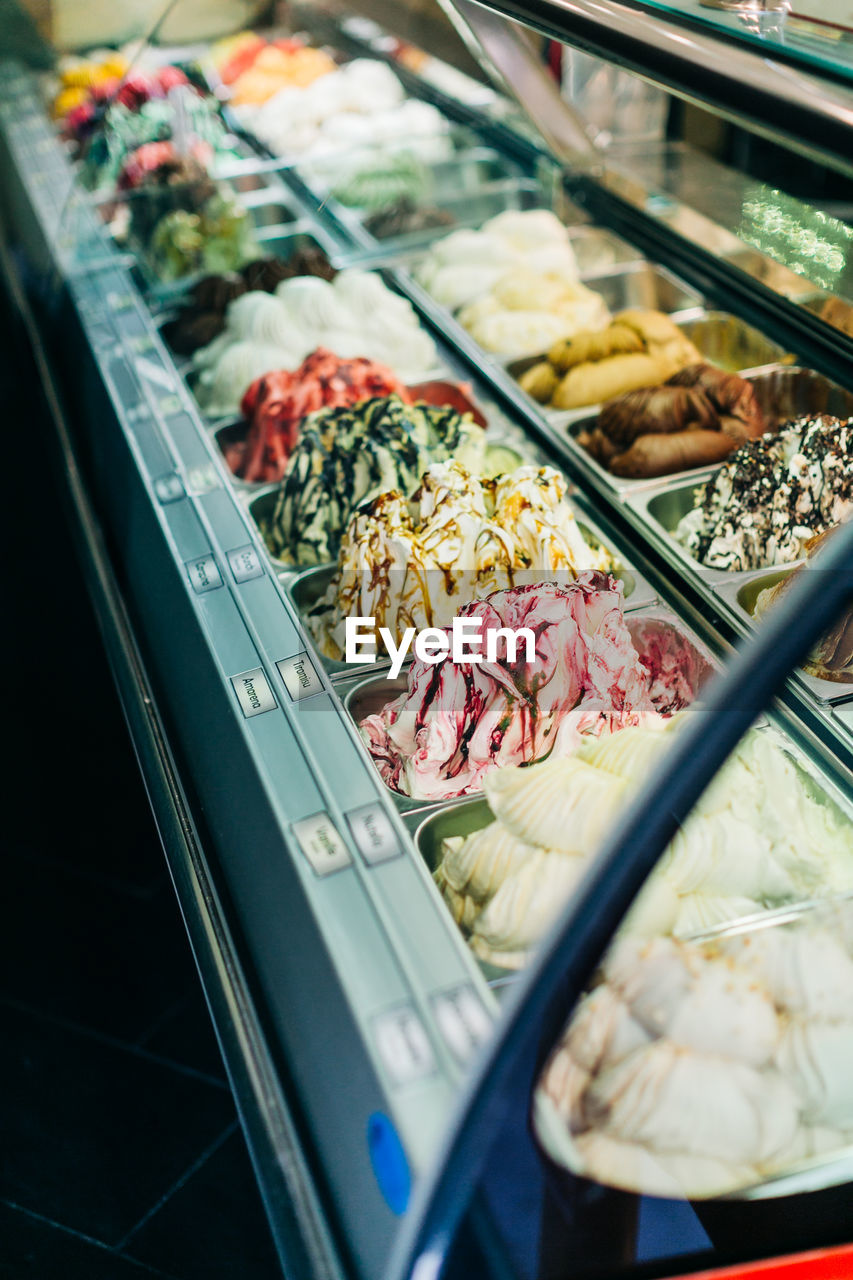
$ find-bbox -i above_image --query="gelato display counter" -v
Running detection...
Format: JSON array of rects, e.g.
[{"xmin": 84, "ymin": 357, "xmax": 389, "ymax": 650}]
[{"xmin": 4, "ymin": 5, "xmax": 853, "ymax": 1278}]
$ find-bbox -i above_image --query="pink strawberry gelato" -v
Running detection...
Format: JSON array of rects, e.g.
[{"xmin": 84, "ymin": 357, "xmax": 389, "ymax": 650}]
[{"xmin": 359, "ymin": 573, "xmax": 689, "ymax": 800}]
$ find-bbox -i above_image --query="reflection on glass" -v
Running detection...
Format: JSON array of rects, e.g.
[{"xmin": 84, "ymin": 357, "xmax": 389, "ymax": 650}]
[
  {"xmin": 537, "ymin": 893, "xmax": 853, "ymax": 1200},
  {"xmin": 429, "ymin": 693, "xmax": 853, "ymax": 1279},
  {"xmin": 738, "ymin": 184, "xmax": 850, "ymax": 292}
]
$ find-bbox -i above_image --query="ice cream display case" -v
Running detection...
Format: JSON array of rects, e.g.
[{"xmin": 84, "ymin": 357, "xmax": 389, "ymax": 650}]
[{"xmin": 5, "ymin": 5, "xmax": 853, "ymax": 1280}]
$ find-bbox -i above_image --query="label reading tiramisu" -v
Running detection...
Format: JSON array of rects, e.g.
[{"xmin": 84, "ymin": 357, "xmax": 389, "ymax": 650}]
[{"xmin": 277, "ymin": 652, "xmax": 323, "ymax": 702}]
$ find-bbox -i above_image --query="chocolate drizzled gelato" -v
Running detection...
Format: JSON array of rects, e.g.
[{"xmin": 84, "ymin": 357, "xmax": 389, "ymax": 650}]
[{"xmin": 675, "ymin": 414, "xmax": 853, "ymax": 570}]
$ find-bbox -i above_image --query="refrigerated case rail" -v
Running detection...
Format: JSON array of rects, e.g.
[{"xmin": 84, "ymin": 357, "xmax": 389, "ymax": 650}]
[{"xmin": 0, "ymin": 226, "xmax": 345, "ymax": 1280}]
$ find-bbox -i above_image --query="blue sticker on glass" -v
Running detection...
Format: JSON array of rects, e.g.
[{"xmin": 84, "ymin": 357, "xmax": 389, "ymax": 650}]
[{"xmin": 367, "ymin": 1112, "xmax": 411, "ymax": 1216}]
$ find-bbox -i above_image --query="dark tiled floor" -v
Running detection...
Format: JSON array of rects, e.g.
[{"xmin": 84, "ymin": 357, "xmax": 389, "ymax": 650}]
[{"xmin": 0, "ymin": 289, "xmax": 281, "ymax": 1274}]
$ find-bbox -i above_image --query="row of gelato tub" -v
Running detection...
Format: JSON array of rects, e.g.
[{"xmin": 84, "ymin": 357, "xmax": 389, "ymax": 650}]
[{"xmin": 41, "ymin": 29, "xmax": 853, "ymax": 1248}]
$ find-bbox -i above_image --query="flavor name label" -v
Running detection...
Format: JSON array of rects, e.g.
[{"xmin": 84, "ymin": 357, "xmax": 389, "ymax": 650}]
[{"xmin": 344, "ymin": 616, "xmax": 535, "ymax": 679}]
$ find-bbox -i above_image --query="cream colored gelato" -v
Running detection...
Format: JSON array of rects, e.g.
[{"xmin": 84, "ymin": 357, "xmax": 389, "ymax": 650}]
[
  {"xmin": 192, "ymin": 268, "xmax": 438, "ymax": 414},
  {"xmin": 538, "ymin": 906, "xmax": 853, "ymax": 1199},
  {"xmin": 436, "ymin": 723, "xmax": 853, "ymax": 968}
]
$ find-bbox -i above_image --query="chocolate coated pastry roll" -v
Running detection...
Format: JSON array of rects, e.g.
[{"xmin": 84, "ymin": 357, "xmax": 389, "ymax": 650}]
[
  {"xmin": 597, "ymin": 384, "xmax": 717, "ymax": 446},
  {"xmin": 576, "ymin": 427, "xmax": 621, "ymax": 466},
  {"xmin": 609, "ymin": 428, "xmax": 736, "ymax": 478},
  {"xmin": 668, "ymin": 364, "xmax": 765, "ymax": 439}
]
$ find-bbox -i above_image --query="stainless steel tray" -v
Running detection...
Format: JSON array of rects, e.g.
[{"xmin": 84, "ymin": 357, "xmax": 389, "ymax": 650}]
[
  {"xmin": 552, "ymin": 361, "xmax": 850, "ymax": 500},
  {"xmin": 674, "ymin": 311, "xmax": 791, "ymax": 372},
  {"xmin": 713, "ymin": 567, "xmax": 853, "ymax": 705},
  {"xmin": 536, "ymin": 893, "xmax": 853, "ymax": 1207},
  {"xmin": 626, "ymin": 477, "xmax": 743, "ymax": 585},
  {"xmin": 211, "ymin": 377, "xmax": 491, "ymax": 489},
  {"xmin": 578, "ymin": 261, "xmax": 702, "ymax": 320},
  {"xmin": 340, "ymin": 603, "xmax": 713, "ymax": 815},
  {"xmin": 279, "ymin": 502, "xmax": 657, "ymax": 630}
]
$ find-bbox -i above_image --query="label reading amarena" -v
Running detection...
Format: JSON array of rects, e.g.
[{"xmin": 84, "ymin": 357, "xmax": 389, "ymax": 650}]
[
  {"xmin": 292, "ymin": 812, "xmax": 352, "ymax": 877},
  {"xmin": 230, "ymin": 668, "xmax": 277, "ymax": 718},
  {"xmin": 185, "ymin": 555, "xmax": 222, "ymax": 594},
  {"xmin": 277, "ymin": 652, "xmax": 323, "ymax": 701},
  {"xmin": 347, "ymin": 803, "xmax": 400, "ymax": 865}
]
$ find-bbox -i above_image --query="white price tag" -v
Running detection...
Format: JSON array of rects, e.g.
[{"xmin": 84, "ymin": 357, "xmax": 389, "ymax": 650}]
[
  {"xmin": 292, "ymin": 812, "xmax": 352, "ymax": 877},
  {"xmin": 231, "ymin": 668, "xmax": 277, "ymax": 718},
  {"xmin": 373, "ymin": 1006, "xmax": 436, "ymax": 1086},
  {"xmin": 432, "ymin": 986, "xmax": 493, "ymax": 1063}
]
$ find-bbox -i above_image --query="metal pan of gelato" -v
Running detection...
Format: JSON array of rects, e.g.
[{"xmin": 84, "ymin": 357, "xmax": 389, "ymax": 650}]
[
  {"xmin": 672, "ymin": 415, "xmax": 853, "ymax": 572},
  {"xmin": 712, "ymin": 527, "xmax": 853, "ymax": 703},
  {"xmin": 255, "ymin": 394, "xmax": 490, "ymax": 566},
  {"xmin": 350, "ymin": 578, "xmax": 706, "ymax": 806},
  {"xmin": 304, "ymin": 462, "xmax": 633, "ymax": 661},
  {"xmin": 190, "ymin": 268, "xmax": 442, "ymax": 417},
  {"xmin": 534, "ymin": 893, "xmax": 853, "ymax": 1223},
  {"xmin": 561, "ymin": 363, "xmax": 853, "ymax": 497},
  {"xmin": 215, "ymin": 373, "xmax": 489, "ymax": 488},
  {"xmin": 161, "ymin": 235, "xmax": 339, "ymax": 357},
  {"xmin": 429, "ymin": 710, "xmax": 853, "ymax": 967}
]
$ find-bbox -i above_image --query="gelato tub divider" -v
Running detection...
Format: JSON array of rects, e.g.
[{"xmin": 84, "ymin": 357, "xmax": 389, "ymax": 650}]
[
  {"xmin": 249, "ymin": 221, "xmax": 342, "ymax": 259},
  {"xmin": 284, "ymin": 563, "xmax": 395, "ymax": 681},
  {"xmin": 582, "ymin": 262, "xmax": 703, "ymax": 319},
  {"xmin": 624, "ymin": 479, "xmax": 736, "ymax": 585},
  {"xmin": 562, "ymin": 500, "xmax": 659, "ymax": 611},
  {"xmin": 712, "ymin": 568, "xmax": 853, "ymax": 705}
]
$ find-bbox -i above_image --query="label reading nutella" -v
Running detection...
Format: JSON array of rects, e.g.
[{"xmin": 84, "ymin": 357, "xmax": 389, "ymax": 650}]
[{"xmin": 347, "ymin": 803, "xmax": 400, "ymax": 865}]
